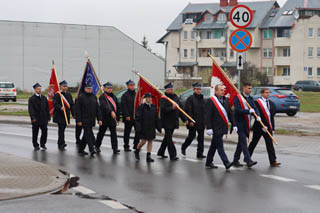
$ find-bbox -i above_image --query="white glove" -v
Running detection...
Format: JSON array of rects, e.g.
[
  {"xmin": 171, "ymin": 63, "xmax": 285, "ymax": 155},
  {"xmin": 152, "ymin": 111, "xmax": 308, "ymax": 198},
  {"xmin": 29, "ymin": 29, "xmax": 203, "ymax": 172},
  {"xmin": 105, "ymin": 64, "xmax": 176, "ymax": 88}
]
[
  {"xmin": 206, "ymin": 129, "xmax": 213, "ymax": 136},
  {"xmin": 272, "ymin": 131, "xmax": 275, "ymax": 135},
  {"xmin": 249, "ymin": 108, "xmax": 255, "ymax": 113},
  {"xmin": 262, "ymin": 128, "xmax": 267, "ymax": 133},
  {"xmin": 256, "ymin": 116, "xmax": 261, "ymax": 122},
  {"xmin": 233, "ymin": 127, "xmax": 238, "ymax": 133}
]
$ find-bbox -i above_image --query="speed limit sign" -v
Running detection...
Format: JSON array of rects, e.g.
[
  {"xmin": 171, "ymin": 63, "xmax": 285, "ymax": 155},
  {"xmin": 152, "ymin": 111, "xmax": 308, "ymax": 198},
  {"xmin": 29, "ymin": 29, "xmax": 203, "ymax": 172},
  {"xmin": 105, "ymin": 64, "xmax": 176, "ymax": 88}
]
[{"xmin": 230, "ymin": 5, "xmax": 253, "ymax": 28}]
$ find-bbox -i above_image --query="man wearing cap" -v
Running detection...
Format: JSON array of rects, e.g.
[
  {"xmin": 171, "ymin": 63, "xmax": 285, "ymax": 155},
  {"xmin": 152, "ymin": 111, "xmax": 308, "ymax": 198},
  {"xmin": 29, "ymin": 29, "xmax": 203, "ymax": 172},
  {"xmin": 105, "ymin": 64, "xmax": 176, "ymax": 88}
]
[
  {"xmin": 28, "ymin": 83, "xmax": 51, "ymax": 150},
  {"xmin": 157, "ymin": 82, "xmax": 187, "ymax": 161},
  {"xmin": 53, "ymin": 80, "xmax": 74, "ymax": 150},
  {"xmin": 121, "ymin": 80, "xmax": 140, "ymax": 151},
  {"xmin": 96, "ymin": 82, "xmax": 120, "ymax": 154},
  {"xmin": 181, "ymin": 82, "xmax": 206, "ymax": 159},
  {"xmin": 75, "ymin": 82, "xmax": 102, "ymax": 157}
]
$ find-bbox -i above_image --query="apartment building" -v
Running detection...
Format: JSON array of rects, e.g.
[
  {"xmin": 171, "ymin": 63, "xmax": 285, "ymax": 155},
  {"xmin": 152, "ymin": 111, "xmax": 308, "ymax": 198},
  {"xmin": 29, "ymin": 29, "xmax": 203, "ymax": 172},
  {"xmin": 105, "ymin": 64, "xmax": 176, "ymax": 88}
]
[{"xmin": 158, "ymin": 0, "xmax": 320, "ymax": 87}]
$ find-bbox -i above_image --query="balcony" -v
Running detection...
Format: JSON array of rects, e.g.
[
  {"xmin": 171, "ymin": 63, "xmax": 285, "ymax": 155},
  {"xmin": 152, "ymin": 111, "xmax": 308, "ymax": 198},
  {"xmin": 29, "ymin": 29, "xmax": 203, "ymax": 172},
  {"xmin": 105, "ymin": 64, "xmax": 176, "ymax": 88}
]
[
  {"xmin": 197, "ymin": 39, "xmax": 226, "ymax": 48},
  {"xmin": 197, "ymin": 56, "xmax": 223, "ymax": 67},
  {"xmin": 274, "ymin": 37, "xmax": 291, "ymax": 47},
  {"xmin": 274, "ymin": 56, "xmax": 291, "ymax": 66}
]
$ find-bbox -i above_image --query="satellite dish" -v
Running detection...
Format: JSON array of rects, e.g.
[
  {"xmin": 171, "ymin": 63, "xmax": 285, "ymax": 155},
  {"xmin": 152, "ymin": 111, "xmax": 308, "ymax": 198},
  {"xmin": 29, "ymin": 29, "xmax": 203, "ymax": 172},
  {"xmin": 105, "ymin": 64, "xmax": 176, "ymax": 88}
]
[
  {"xmin": 196, "ymin": 36, "xmax": 201, "ymax": 42},
  {"xmin": 294, "ymin": 10, "xmax": 299, "ymax": 20}
]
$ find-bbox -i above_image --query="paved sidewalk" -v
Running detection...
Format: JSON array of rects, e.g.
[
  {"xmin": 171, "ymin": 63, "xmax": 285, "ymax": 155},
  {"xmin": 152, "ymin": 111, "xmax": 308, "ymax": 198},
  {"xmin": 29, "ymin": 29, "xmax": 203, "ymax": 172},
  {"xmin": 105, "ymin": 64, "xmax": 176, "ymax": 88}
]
[{"xmin": 0, "ymin": 152, "xmax": 68, "ymax": 201}]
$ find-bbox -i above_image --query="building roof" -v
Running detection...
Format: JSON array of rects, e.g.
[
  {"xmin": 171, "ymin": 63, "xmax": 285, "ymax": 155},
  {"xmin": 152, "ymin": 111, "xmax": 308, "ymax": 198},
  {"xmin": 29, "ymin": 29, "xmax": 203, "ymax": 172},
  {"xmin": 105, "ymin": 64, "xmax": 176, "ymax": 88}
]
[
  {"xmin": 268, "ymin": 0, "xmax": 320, "ymax": 28},
  {"xmin": 166, "ymin": 1, "xmax": 277, "ymax": 31},
  {"xmin": 173, "ymin": 62, "xmax": 198, "ymax": 67}
]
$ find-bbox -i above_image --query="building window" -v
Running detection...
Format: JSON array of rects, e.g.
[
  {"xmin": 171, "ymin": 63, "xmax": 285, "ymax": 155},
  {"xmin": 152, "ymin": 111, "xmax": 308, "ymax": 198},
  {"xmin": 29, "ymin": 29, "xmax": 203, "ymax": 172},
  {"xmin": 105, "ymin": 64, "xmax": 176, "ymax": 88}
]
[
  {"xmin": 308, "ymin": 47, "xmax": 314, "ymax": 57},
  {"xmin": 191, "ymin": 31, "xmax": 195, "ymax": 40},
  {"xmin": 263, "ymin": 67, "xmax": 273, "ymax": 76},
  {"xmin": 263, "ymin": 30, "xmax": 273, "ymax": 39},
  {"xmin": 184, "ymin": 31, "xmax": 188, "ymax": 40},
  {"xmin": 206, "ymin": 31, "xmax": 212, "ymax": 39},
  {"xmin": 184, "ymin": 49, "xmax": 188, "ymax": 58},
  {"xmin": 308, "ymin": 28, "xmax": 314, "ymax": 37},
  {"xmin": 205, "ymin": 14, "xmax": 213, "ymax": 23},
  {"xmin": 213, "ymin": 30, "xmax": 223, "ymax": 39},
  {"xmin": 263, "ymin": 48, "xmax": 272, "ymax": 58},
  {"xmin": 317, "ymin": 47, "xmax": 320, "ymax": 57},
  {"xmin": 191, "ymin": 49, "xmax": 195, "ymax": 58},
  {"xmin": 277, "ymin": 28, "xmax": 290, "ymax": 38},
  {"xmin": 308, "ymin": 67, "xmax": 313, "ymax": 76},
  {"xmin": 283, "ymin": 47, "xmax": 290, "ymax": 57},
  {"xmin": 317, "ymin": 67, "xmax": 320, "ymax": 76},
  {"xmin": 217, "ymin": 13, "xmax": 226, "ymax": 22},
  {"xmin": 230, "ymin": 49, "xmax": 234, "ymax": 58},
  {"xmin": 318, "ymin": 28, "xmax": 320, "ymax": 38},
  {"xmin": 282, "ymin": 67, "xmax": 290, "ymax": 76}
]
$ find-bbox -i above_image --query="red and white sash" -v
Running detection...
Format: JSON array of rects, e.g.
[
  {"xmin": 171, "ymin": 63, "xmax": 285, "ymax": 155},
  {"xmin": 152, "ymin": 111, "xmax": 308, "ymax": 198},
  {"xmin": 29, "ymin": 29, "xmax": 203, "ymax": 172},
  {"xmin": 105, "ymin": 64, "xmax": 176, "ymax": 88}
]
[
  {"xmin": 61, "ymin": 94, "xmax": 70, "ymax": 110},
  {"xmin": 210, "ymin": 96, "xmax": 229, "ymax": 128},
  {"xmin": 256, "ymin": 98, "xmax": 273, "ymax": 131},
  {"xmin": 237, "ymin": 94, "xmax": 250, "ymax": 133},
  {"xmin": 104, "ymin": 94, "xmax": 117, "ymax": 112}
]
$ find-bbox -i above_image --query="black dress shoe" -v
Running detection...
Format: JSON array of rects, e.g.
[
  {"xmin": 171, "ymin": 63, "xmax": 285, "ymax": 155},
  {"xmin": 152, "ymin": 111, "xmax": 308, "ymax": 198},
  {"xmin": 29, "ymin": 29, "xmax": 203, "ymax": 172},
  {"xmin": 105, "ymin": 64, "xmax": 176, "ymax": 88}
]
[
  {"xmin": 78, "ymin": 151, "xmax": 88, "ymax": 155},
  {"xmin": 90, "ymin": 151, "xmax": 96, "ymax": 157},
  {"xmin": 270, "ymin": 161, "xmax": 281, "ymax": 167},
  {"xmin": 34, "ymin": 147, "xmax": 40, "ymax": 151},
  {"xmin": 58, "ymin": 146, "xmax": 66, "ymax": 151},
  {"xmin": 170, "ymin": 156, "xmax": 179, "ymax": 161},
  {"xmin": 157, "ymin": 154, "xmax": 168, "ymax": 158},
  {"xmin": 181, "ymin": 148, "xmax": 186, "ymax": 156},
  {"xmin": 134, "ymin": 149, "xmax": 140, "ymax": 160},
  {"xmin": 124, "ymin": 148, "xmax": 132, "ymax": 152},
  {"xmin": 197, "ymin": 154, "xmax": 206, "ymax": 159},
  {"xmin": 225, "ymin": 162, "xmax": 234, "ymax": 170},
  {"xmin": 233, "ymin": 161, "xmax": 244, "ymax": 168},
  {"xmin": 40, "ymin": 145, "xmax": 47, "ymax": 150},
  {"xmin": 247, "ymin": 161, "xmax": 257, "ymax": 168},
  {"xmin": 113, "ymin": 149, "xmax": 120, "ymax": 154},
  {"xmin": 96, "ymin": 147, "xmax": 101, "ymax": 153},
  {"xmin": 206, "ymin": 163, "xmax": 218, "ymax": 169}
]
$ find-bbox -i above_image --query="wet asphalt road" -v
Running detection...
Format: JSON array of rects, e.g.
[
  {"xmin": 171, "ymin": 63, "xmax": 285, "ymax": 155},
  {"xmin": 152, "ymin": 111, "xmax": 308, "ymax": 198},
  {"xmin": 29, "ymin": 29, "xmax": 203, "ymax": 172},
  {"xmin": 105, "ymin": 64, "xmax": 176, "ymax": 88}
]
[{"xmin": 0, "ymin": 123, "xmax": 320, "ymax": 213}]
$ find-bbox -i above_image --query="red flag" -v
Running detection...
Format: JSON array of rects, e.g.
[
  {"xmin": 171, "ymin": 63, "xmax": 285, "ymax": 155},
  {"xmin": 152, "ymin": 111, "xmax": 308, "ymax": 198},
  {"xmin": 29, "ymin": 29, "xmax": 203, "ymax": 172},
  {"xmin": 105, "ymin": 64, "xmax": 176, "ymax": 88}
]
[
  {"xmin": 211, "ymin": 62, "xmax": 238, "ymax": 106},
  {"xmin": 47, "ymin": 68, "xmax": 59, "ymax": 116},
  {"xmin": 134, "ymin": 77, "xmax": 163, "ymax": 116}
]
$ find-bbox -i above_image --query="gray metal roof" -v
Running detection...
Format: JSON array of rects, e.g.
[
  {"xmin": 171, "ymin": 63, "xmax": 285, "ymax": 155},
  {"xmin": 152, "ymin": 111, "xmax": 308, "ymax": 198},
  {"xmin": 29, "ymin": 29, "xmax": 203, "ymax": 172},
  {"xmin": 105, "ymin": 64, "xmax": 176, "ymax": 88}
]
[
  {"xmin": 268, "ymin": 0, "xmax": 320, "ymax": 28},
  {"xmin": 260, "ymin": 8, "xmax": 280, "ymax": 29},
  {"xmin": 167, "ymin": 1, "xmax": 277, "ymax": 31},
  {"xmin": 173, "ymin": 62, "xmax": 198, "ymax": 67}
]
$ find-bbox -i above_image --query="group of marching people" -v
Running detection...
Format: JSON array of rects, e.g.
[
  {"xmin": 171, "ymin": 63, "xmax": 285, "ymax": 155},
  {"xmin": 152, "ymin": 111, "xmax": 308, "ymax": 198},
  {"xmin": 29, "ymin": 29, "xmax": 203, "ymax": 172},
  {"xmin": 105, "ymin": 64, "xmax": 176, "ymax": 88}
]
[{"xmin": 28, "ymin": 79, "xmax": 280, "ymax": 169}]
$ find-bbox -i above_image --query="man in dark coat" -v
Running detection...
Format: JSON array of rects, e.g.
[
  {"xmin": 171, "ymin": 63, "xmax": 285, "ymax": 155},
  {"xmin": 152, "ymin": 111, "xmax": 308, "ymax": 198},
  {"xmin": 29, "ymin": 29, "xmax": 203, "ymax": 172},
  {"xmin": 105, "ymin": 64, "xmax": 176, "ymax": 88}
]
[
  {"xmin": 181, "ymin": 82, "xmax": 206, "ymax": 159},
  {"xmin": 121, "ymin": 80, "xmax": 140, "ymax": 151},
  {"xmin": 205, "ymin": 84, "xmax": 236, "ymax": 169},
  {"xmin": 134, "ymin": 92, "xmax": 162, "ymax": 162},
  {"xmin": 95, "ymin": 82, "xmax": 120, "ymax": 154},
  {"xmin": 75, "ymin": 83, "xmax": 102, "ymax": 157},
  {"xmin": 157, "ymin": 83, "xmax": 187, "ymax": 161},
  {"xmin": 232, "ymin": 82, "xmax": 260, "ymax": 168},
  {"xmin": 53, "ymin": 80, "xmax": 74, "ymax": 150},
  {"xmin": 28, "ymin": 83, "xmax": 50, "ymax": 150},
  {"xmin": 248, "ymin": 88, "xmax": 281, "ymax": 167},
  {"xmin": 73, "ymin": 96, "xmax": 84, "ymax": 148}
]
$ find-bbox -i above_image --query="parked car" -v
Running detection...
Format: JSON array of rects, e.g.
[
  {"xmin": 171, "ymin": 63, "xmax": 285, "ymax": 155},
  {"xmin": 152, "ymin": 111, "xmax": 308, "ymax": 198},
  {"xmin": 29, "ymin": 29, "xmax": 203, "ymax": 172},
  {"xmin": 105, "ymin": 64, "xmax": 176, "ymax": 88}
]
[
  {"xmin": 251, "ymin": 87, "xmax": 300, "ymax": 116},
  {"xmin": 0, "ymin": 82, "xmax": 17, "ymax": 102},
  {"xmin": 178, "ymin": 87, "xmax": 211, "ymax": 107},
  {"xmin": 293, "ymin": 80, "xmax": 320, "ymax": 92}
]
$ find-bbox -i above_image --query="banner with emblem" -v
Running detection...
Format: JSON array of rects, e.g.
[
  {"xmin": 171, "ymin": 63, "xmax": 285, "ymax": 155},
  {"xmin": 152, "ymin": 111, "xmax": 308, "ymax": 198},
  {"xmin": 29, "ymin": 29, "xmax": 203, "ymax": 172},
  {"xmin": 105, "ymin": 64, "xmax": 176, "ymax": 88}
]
[
  {"xmin": 210, "ymin": 62, "xmax": 238, "ymax": 106},
  {"xmin": 77, "ymin": 59, "xmax": 101, "ymax": 97},
  {"xmin": 48, "ymin": 67, "xmax": 59, "ymax": 116}
]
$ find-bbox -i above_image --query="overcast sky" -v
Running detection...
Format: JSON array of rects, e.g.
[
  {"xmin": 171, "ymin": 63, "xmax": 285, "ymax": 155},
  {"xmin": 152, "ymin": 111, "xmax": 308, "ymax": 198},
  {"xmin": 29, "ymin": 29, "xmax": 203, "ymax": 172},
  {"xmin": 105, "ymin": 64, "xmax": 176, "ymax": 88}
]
[{"xmin": 0, "ymin": 0, "xmax": 287, "ymax": 56}]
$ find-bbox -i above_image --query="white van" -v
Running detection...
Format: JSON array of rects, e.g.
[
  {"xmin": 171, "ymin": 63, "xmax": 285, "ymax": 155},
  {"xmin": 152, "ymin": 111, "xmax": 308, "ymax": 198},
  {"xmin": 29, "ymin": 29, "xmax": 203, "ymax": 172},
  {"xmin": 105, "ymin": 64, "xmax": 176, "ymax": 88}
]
[{"xmin": 0, "ymin": 82, "xmax": 17, "ymax": 102}]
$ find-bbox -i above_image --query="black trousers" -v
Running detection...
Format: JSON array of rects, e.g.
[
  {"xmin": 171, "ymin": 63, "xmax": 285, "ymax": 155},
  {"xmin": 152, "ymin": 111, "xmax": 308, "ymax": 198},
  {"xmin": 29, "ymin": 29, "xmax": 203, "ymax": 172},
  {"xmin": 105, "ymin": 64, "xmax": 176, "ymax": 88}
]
[
  {"xmin": 75, "ymin": 125, "xmax": 83, "ymax": 145},
  {"xmin": 32, "ymin": 123, "xmax": 48, "ymax": 148},
  {"xmin": 58, "ymin": 124, "xmax": 66, "ymax": 147},
  {"xmin": 206, "ymin": 133, "xmax": 230, "ymax": 166},
  {"xmin": 182, "ymin": 128, "xmax": 204, "ymax": 155},
  {"xmin": 157, "ymin": 128, "xmax": 176, "ymax": 159},
  {"xmin": 248, "ymin": 129, "xmax": 276, "ymax": 164},
  {"xmin": 79, "ymin": 126, "xmax": 95, "ymax": 153},
  {"xmin": 233, "ymin": 131, "xmax": 252, "ymax": 163},
  {"xmin": 123, "ymin": 120, "xmax": 140, "ymax": 149},
  {"xmin": 96, "ymin": 125, "xmax": 118, "ymax": 151}
]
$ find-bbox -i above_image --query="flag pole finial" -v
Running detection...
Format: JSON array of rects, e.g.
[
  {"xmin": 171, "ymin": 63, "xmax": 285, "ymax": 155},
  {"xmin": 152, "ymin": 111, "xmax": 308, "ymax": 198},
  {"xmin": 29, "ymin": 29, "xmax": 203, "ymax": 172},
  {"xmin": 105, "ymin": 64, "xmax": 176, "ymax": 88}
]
[
  {"xmin": 52, "ymin": 60, "xmax": 55, "ymax": 66},
  {"xmin": 84, "ymin": 51, "xmax": 89, "ymax": 59}
]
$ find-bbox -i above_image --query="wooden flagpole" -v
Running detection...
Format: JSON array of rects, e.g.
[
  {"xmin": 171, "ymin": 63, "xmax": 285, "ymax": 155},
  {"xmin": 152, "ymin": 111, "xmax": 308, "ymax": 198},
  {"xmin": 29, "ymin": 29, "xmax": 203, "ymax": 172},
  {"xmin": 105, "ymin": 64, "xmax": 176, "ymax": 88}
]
[
  {"xmin": 208, "ymin": 54, "xmax": 278, "ymax": 145},
  {"xmin": 132, "ymin": 69, "xmax": 196, "ymax": 123},
  {"xmin": 52, "ymin": 60, "xmax": 69, "ymax": 126}
]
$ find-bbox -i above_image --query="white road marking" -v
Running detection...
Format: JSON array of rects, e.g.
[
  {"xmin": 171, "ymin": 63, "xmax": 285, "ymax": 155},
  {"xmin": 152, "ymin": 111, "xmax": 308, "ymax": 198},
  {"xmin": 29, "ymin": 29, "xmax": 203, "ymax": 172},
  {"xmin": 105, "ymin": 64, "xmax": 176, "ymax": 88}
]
[
  {"xmin": 99, "ymin": 200, "xmax": 128, "ymax": 210},
  {"xmin": 305, "ymin": 185, "xmax": 320, "ymax": 191},
  {"xmin": 72, "ymin": 186, "xmax": 96, "ymax": 194},
  {"xmin": 260, "ymin": 174, "xmax": 296, "ymax": 182}
]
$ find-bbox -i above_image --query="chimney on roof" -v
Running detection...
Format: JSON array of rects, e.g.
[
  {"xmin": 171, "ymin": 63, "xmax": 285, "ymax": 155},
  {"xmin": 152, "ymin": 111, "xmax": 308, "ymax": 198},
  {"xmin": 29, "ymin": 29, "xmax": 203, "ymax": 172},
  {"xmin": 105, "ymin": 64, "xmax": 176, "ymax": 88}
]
[
  {"xmin": 220, "ymin": 0, "xmax": 228, "ymax": 7},
  {"xmin": 229, "ymin": 0, "xmax": 238, "ymax": 7}
]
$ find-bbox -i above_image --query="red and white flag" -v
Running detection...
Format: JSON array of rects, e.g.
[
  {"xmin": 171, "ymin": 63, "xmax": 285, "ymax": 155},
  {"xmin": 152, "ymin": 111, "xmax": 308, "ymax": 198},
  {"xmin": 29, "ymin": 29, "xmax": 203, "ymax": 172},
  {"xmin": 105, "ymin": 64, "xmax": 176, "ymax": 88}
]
[
  {"xmin": 134, "ymin": 77, "xmax": 163, "ymax": 116},
  {"xmin": 47, "ymin": 68, "xmax": 60, "ymax": 116},
  {"xmin": 210, "ymin": 62, "xmax": 238, "ymax": 106}
]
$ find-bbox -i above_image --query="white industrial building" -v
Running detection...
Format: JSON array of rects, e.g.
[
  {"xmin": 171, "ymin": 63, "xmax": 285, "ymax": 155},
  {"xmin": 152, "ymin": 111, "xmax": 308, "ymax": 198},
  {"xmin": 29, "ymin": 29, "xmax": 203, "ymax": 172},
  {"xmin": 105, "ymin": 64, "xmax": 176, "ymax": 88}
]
[{"xmin": 0, "ymin": 20, "xmax": 165, "ymax": 90}]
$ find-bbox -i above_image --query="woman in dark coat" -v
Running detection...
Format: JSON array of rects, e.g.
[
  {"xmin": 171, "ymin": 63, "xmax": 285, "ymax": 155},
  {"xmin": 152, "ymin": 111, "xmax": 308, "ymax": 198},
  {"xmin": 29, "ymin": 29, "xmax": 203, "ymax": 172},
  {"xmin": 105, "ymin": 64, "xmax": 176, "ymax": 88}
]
[{"xmin": 134, "ymin": 93, "xmax": 161, "ymax": 162}]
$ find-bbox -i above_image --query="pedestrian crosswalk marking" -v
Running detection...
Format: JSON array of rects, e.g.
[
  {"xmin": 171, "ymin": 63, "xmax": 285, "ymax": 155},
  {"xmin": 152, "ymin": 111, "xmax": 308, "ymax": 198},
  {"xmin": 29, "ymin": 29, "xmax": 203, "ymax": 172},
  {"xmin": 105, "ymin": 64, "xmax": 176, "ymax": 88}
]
[
  {"xmin": 99, "ymin": 200, "xmax": 128, "ymax": 210},
  {"xmin": 73, "ymin": 186, "xmax": 96, "ymax": 194},
  {"xmin": 305, "ymin": 185, "xmax": 320, "ymax": 191},
  {"xmin": 260, "ymin": 175, "xmax": 296, "ymax": 182}
]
